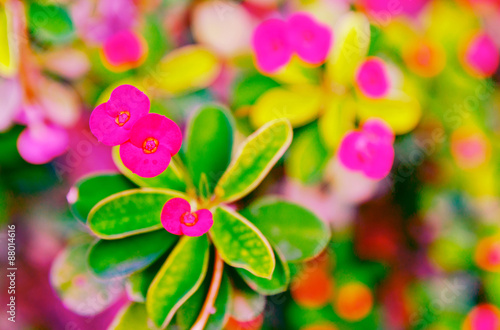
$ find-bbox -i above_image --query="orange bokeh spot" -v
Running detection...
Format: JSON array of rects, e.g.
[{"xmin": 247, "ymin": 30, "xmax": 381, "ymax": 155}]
[
  {"xmin": 403, "ymin": 39, "xmax": 446, "ymax": 77},
  {"xmin": 462, "ymin": 304, "xmax": 500, "ymax": 330},
  {"xmin": 301, "ymin": 323, "xmax": 338, "ymax": 330},
  {"xmin": 334, "ymin": 282, "xmax": 373, "ymax": 322},
  {"xmin": 475, "ymin": 236, "xmax": 500, "ymax": 272},
  {"xmin": 290, "ymin": 266, "xmax": 333, "ymax": 308}
]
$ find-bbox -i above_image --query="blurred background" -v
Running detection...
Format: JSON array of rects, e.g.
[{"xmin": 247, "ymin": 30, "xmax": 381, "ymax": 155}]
[{"xmin": 1, "ymin": 0, "xmax": 500, "ymax": 329}]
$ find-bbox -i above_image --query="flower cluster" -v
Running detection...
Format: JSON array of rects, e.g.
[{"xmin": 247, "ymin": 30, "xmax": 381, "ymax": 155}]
[
  {"xmin": 90, "ymin": 85, "xmax": 182, "ymax": 177},
  {"xmin": 338, "ymin": 118, "xmax": 395, "ymax": 180},
  {"xmin": 252, "ymin": 12, "xmax": 332, "ymax": 73}
]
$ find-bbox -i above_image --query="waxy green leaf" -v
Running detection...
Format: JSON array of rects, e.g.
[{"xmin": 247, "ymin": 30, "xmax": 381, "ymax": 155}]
[
  {"xmin": 186, "ymin": 105, "xmax": 233, "ymax": 195},
  {"xmin": 88, "ymin": 188, "xmax": 186, "ymax": 239},
  {"xmin": 109, "ymin": 303, "xmax": 150, "ymax": 330},
  {"xmin": 210, "ymin": 206, "xmax": 275, "ymax": 278},
  {"xmin": 28, "ymin": 3, "xmax": 74, "ymax": 44},
  {"xmin": 69, "ymin": 173, "xmax": 135, "ymax": 223},
  {"xmin": 237, "ymin": 248, "xmax": 290, "ymax": 295},
  {"xmin": 241, "ymin": 197, "xmax": 331, "ymax": 262},
  {"xmin": 112, "ymin": 146, "xmax": 186, "ymax": 191},
  {"xmin": 147, "ymin": 235, "xmax": 209, "ymax": 328},
  {"xmin": 87, "ymin": 230, "xmax": 177, "ymax": 279},
  {"xmin": 214, "ymin": 119, "xmax": 292, "ymax": 203}
]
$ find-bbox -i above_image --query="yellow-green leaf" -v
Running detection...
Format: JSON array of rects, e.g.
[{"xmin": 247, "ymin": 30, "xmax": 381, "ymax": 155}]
[
  {"xmin": 109, "ymin": 303, "xmax": 151, "ymax": 330},
  {"xmin": 250, "ymin": 85, "xmax": 323, "ymax": 128},
  {"xmin": 326, "ymin": 12, "xmax": 370, "ymax": 86},
  {"xmin": 214, "ymin": 119, "xmax": 292, "ymax": 203},
  {"xmin": 0, "ymin": 3, "xmax": 17, "ymax": 76},
  {"xmin": 88, "ymin": 188, "xmax": 186, "ymax": 239},
  {"xmin": 210, "ymin": 206, "xmax": 275, "ymax": 278},
  {"xmin": 156, "ymin": 45, "xmax": 221, "ymax": 95},
  {"xmin": 147, "ymin": 235, "xmax": 209, "ymax": 329},
  {"xmin": 318, "ymin": 96, "xmax": 357, "ymax": 149}
]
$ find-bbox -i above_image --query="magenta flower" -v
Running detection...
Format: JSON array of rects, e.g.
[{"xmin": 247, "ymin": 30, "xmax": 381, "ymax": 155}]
[
  {"xmin": 463, "ymin": 32, "xmax": 499, "ymax": 77},
  {"xmin": 119, "ymin": 113, "xmax": 182, "ymax": 178},
  {"xmin": 17, "ymin": 123, "xmax": 69, "ymax": 165},
  {"xmin": 161, "ymin": 198, "xmax": 213, "ymax": 237},
  {"xmin": 338, "ymin": 118, "xmax": 395, "ymax": 180},
  {"xmin": 252, "ymin": 18, "xmax": 293, "ymax": 73},
  {"xmin": 288, "ymin": 13, "xmax": 332, "ymax": 65},
  {"xmin": 355, "ymin": 57, "xmax": 391, "ymax": 99},
  {"xmin": 101, "ymin": 30, "xmax": 147, "ymax": 72},
  {"xmin": 89, "ymin": 85, "xmax": 150, "ymax": 146}
]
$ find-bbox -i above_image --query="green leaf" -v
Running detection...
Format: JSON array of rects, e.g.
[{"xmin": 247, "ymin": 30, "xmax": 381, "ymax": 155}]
[
  {"xmin": 50, "ymin": 240, "xmax": 123, "ymax": 316},
  {"xmin": 87, "ymin": 230, "xmax": 177, "ymax": 279},
  {"xmin": 109, "ymin": 303, "xmax": 150, "ymax": 330},
  {"xmin": 88, "ymin": 188, "xmax": 186, "ymax": 239},
  {"xmin": 241, "ymin": 197, "xmax": 331, "ymax": 262},
  {"xmin": 147, "ymin": 235, "xmax": 210, "ymax": 328},
  {"xmin": 127, "ymin": 256, "xmax": 165, "ymax": 303},
  {"xmin": 112, "ymin": 146, "xmax": 186, "ymax": 191},
  {"xmin": 214, "ymin": 119, "xmax": 292, "ymax": 203},
  {"xmin": 232, "ymin": 74, "xmax": 280, "ymax": 109},
  {"xmin": 69, "ymin": 173, "xmax": 135, "ymax": 223},
  {"xmin": 286, "ymin": 123, "xmax": 329, "ymax": 184},
  {"xmin": 236, "ymin": 248, "xmax": 290, "ymax": 295},
  {"xmin": 186, "ymin": 105, "xmax": 233, "ymax": 195},
  {"xmin": 28, "ymin": 3, "xmax": 74, "ymax": 44},
  {"xmin": 210, "ymin": 206, "xmax": 275, "ymax": 278},
  {"xmin": 176, "ymin": 271, "xmax": 231, "ymax": 329}
]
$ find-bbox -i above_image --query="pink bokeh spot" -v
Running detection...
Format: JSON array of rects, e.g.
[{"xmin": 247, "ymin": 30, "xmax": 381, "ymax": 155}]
[
  {"xmin": 356, "ymin": 57, "xmax": 391, "ymax": 99},
  {"xmin": 89, "ymin": 84, "xmax": 150, "ymax": 146},
  {"xmin": 252, "ymin": 18, "xmax": 293, "ymax": 73},
  {"xmin": 17, "ymin": 123, "xmax": 69, "ymax": 164},
  {"xmin": 119, "ymin": 113, "xmax": 182, "ymax": 178},
  {"xmin": 464, "ymin": 32, "xmax": 500, "ymax": 77},
  {"xmin": 102, "ymin": 30, "xmax": 146, "ymax": 70},
  {"xmin": 469, "ymin": 305, "xmax": 500, "ymax": 330},
  {"xmin": 288, "ymin": 13, "xmax": 332, "ymax": 65},
  {"xmin": 338, "ymin": 119, "xmax": 395, "ymax": 180},
  {"xmin": 161, "ymin": 198, "xmax": 213, "ymax": 237}
]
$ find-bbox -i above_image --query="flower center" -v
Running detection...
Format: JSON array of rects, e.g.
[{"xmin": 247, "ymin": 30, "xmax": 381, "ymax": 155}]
[
  {"xmin": 142, "ymin": 137, "xmax": 159, "ymax": 154},
  {"xmin": 180, "ymin": 212, "xmax": 198, "ymax": 227},
  {"xmin": 115, "ymin": 111, "xmax": 130, "ymax": 126}
]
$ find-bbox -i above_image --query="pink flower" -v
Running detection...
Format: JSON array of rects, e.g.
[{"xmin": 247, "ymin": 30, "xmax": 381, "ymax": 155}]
[
  {"xmin": 101, "ymin": 30, "xmax": 147, "ymax": 72},
  {"xmin": 252, "ymin": 18, "xmax": 293, "ymax": 73},
  {"xmin": 119, "ymin": 113, "xmax": 182, "ymax": 178},
  {"xmin": 288, "ymin": 13, "xmax": 332, "ymax": 65},
  {"xmin": 17, "ymin": 123, "xmax": 69, "ymax": 164},
  {"xmin": 161, "ymin": 198, "xmax": 213, "ymax": 237},
  {"xmin": 355, "ymin": 57, "xmax": 391, "ymax": 99},
  {"xmin": 463, "ymin": 32, "xmax": 499, "ymax": 77},
  {"xmin": 89, "ymin": 85, "xmax": 150, "ymax": 146},
  {"xmin": 338, "ymin": 118, "xmax": 395, "ymax": 180}
]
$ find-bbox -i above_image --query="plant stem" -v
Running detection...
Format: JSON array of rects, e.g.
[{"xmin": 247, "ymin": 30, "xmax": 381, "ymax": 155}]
[{"xmin": 191, "ymin": 251, "xmax": 224, "ymax": 330}]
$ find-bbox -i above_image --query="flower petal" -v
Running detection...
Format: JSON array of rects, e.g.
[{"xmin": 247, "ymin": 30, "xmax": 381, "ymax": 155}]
[
  {"xmin": 338, "ymin": 131, "xmax": 365, "ymax": 171},
  {"xmin": 89, "ymin": 103, "xmax": 131, "ymax": 146},
  {"xmin": 119, "ymin": 142, "xmax": 172, "ymax": 178},
  {"xmin": 252, "ymin": 18, "xmax": 293, "ymax": 73},
  {"xmin": 106, "ymin": 84, "xmax": 150, "ymax": 128},
  {"xmin": 362, "ymin": 118, "xmax": 394, "ymax": 144},
  {"xmin": 161, "ymin": 198, "xmax": 191, "ymax": 236},
  {"xmin": 288, "ymin": 13, "xmax": 332, "ymax": 65},
  {"xmin": 355, "ymin": 57, "xmax": 390, "ymax": 99},
  {"xmin": 181, "ymin": 209, "xmax": 213, "ymax": 237},
  {"xmin": 362, "ymin": 142, "xmax": 394, "ymax": 179},
  {"xmin": 129, "ymin": 113, "xmax": 182, "ymax": 154}
]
